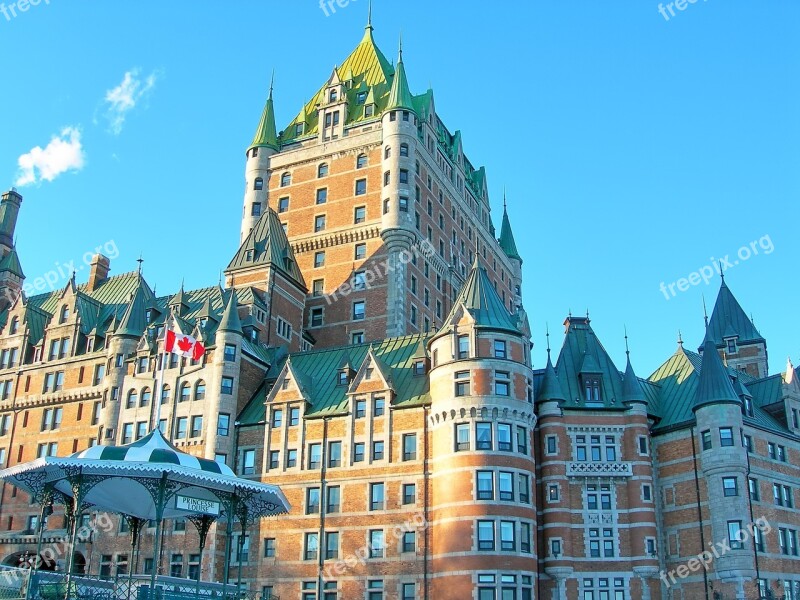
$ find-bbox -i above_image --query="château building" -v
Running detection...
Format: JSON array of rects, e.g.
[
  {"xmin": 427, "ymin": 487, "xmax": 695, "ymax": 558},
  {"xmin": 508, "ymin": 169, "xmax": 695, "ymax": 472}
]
[{"xmin": 0, "ymin": 15, "xmax": 798, "ymax": 600}]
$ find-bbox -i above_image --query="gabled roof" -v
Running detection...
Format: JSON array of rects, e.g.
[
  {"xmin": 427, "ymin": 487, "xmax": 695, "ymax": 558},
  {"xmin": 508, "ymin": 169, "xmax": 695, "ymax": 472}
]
[
  {"xmin": 238, "ymin": 335, "xmax": 430, "ymax": 421},
  {"xmin": 498, "ymin": 205, "xmax": 521, "ymax": 263},
  {"xmin": 227, "ymin": 208, "xmax": 306, "ymax": 288},
  {"xmin": 702, "ymin": 279, "xmax": 765, "ymax": 348},
  {"xmin": 281, "ymin": 25, "xmax": 394, "ymax": 143},
  {"xmin": 0, "ymin": 247, "xmax": 24, "ymax": 278},
  {"xmin": 554, "ymin": 317, "xmax": 624, "ymax": 409},
  {"xmin": 433, "ymin": 260, "xmax": 519, "ymax": 339}
]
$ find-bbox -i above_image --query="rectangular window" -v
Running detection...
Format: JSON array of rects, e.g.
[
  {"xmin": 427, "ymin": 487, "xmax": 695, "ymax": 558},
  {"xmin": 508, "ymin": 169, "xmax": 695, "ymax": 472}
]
[
  {"xmin": 402, "ymin": 483, "xmax": 416, "ymax": 505},
  {"xmin": 456, "ymin": 423, "xmax": 470, "ymax": 451},
  {"xmin": 497, "ymin": 423, "xmax": 512, "ymax": 451},
  {"xmin": 723, "ymin": 477, "xmax": 738, "ymax": 497},
  {"xmin": 493, "ymin": 339, "xmax": 507, "ymax": 358},
  {"xmin": 263, "ymin": 538, "xmax": 275, "ymax": 558},
  {"xmin": 271, "ymin": 409, "xmax": 283, "ymax": 428},
  {"xmin": 728, "ymin": 521, "xmax": 743, "ymax": 549},
  {"xmin": 353, "ymin": 301, "xmax": 365, "ymax": 320},
  {"xmin": 519, "ymin": 474, "xmax": 530, "ymax": 503},
  {"xmin": 498, "ymin": 471, "xmax": 514, "ymax": 501},
  {"xmin": 241, "ymin": 449, "xmax": 255, "ymax": 475},
  {"xmin": 355, "ymin": 179, "xmax": 367, "ymax": 196},
  {"xmin": 326, "ymin": 486, "xmax": 340, "ymax": 513},
  {"xmin": 268, "ymin": 451, "xmax": 279, "ymax": 470},
  {"xmin": 495, "ymin": 371, "xmax": 510, "ymax": 397},
  {"xmin": 477, "ymin": 471, "xmax": 494, "ymax": 500},
  {"xmin": 278, "ymin": 197, "xmax": 289, "ymax": 213},
  {"xmin": 500, "ymin": 521, "xmax": 516, "ymax": 551},
  {"xmin": 316, "ymin": 188, "xmax": 327, "ymax": 204},
  {"xmin": 719, "ymin": 427, "xmax": 734, "ymax": 447},
  {"xmin": 306, "ymin": 488, "xmax": 320, "ymax": 514},
  {"xmin": 455, "ymin": 371, "xmax": 470, "ymax": 397},
  {"xmin": 354, "ymin": 442, "xmax": 365, "ymax": 463},
  {"xmin": 372, "ymin": 440, "xmax": 384, "ymax": 460},
  {"xmin": 477, "ymin": 520, "xmax": 495, "ymax": 551},
  {"xmin": 217, "ymin": 413, "xmax": 230, "ymax": 436},
  {"xmin": 286, "ymin": 449, "xmax": 297, "ymax": 468},
  {"xmin": 517, "ymin": 426, "xmax": 528, "ymax": 455},
  {"xmin": 327, "ymin": 441, "xmax": 341, "ymax": 467},
  {"xmin": 220, "ymin": 377, "xmax": 234, "ymax": 395},
  {"xmin": 370, "ymin": 483, "xmax": 385, "ymax": 510},
  {"xmin": 476, "ymin": 422, "xmax": 492, "ymax": 450},
  {"xmin": 403, "ymin": 434, "xmax": 417, "ymax": 461},
  {"xmin": 374, "ymin": 397, "xmax": 385, "ymax": 416},
  {"xmin": 748, "ymin": 478, "xmax": 760, "ymax": 501},
  {"xmin": 402, "ymin": 531, "xmax": 415, "ymax": 553},
  {"xmin": 325, "ymin": 532, "xmax": 339, "ymax": 560},
  {"xmin": 546, "ymin": 435, "xmax": 558, "ymax": 455},
  {"xmin": 174, "ymin": 417, "xmax": 188, "ymax": 439},
  {"xmin": 354, "ymin": 243, "xmax": 366, "ymax": 260},
  {"xmin": 701, "ymin": 430, "xmax": 712, "ymax": 450},
  {"xmin": 369, "ymin": 530, "xmax": 384, "ymax": 558},
  {"xmin": 457, "ymin": 335, "xmax": 469, "ymax": 359},
  {"xmin": 308, "ymin": 443, "xmax": 321, "ymax": 469},
  {"xmin": 354, "ymin": 206, "xmax": 366, "ymax": 224},
  {"xmin": 304, "ymin": 533, "xmax": 318, "ymax": 561}
]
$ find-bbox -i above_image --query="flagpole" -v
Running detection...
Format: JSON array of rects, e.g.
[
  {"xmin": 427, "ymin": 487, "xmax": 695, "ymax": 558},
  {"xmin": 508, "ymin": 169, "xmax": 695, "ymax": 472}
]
[{"xmin": 153, "ymin": 311, "xmax": 169, "ymax": 430}]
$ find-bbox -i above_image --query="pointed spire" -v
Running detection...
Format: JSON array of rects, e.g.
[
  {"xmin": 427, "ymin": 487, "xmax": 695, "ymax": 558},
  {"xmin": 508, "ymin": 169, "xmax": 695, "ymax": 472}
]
[
  {"xmin": 385, "ymin": 35, "xmax": 415, "ymax": 112},
  {"xmin": 677, "ymin": 330, "xmax": 684, "ymax": 348},
  {"xmin": 498, "ymin": 201, "xmax": 521, "ymax": 263},
  {"xmin": 621, "ymin": 332, "xmax": 647, "ymax": 405},
  {"xmin": 693, "ymin": 340, "xmax": 741, "ymax": 412},
  {"xmin": 250, "ymin": 76, "xmax": 280, "ymax": 151},
  {"xmin": 366, "ymin": 0, "xmax": 373, "ymax": 32},
  {"xmin": 702, "ymin": 278, "xmax": 764, "ymax": 349},
  {"xmin": 218, "ymin": 288, "xmax": 243, "ymax": 335},
  {"xmin": 537, "ymin": 351, "xmax": 566, "ymax": 404},
  {"xmin": 702, "ymin": 294, "xmax": 709, "ymax": 328}
]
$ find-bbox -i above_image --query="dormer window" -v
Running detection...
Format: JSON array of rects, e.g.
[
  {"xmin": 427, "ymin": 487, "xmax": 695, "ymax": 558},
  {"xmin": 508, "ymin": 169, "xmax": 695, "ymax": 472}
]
[
  {"xmin": 413, "ymin": 361, "xmax": 426, "ymax": 376},
  {"xmin": 726, "ymin": 339, "xmax": 737, "ymax": 354},
  {"xmin": 365, "ymin": 105, "xmax": 374, "ymax": 118},
  {"xmin": 59, "ymin": 305, "xmax": 69, "ymax": 324},
  {"xmin": 337, "ymin": 371, "xmax": 349, "ymax": 386},
  {"xmin": 356, "ymin": 91, "xmax": 367, "ymax": 104},
  {"xmin": 199, "ymin": 317, "xmax": 208, "ymax": 328},
  {"xmin": 245, "ymin": 250, "xmax": 254, "ymax": 262},
  {"xmin": 250, "ymin": 329, "xmax": 258, "ymax": 343},
  {"xmin": 457, "ymin": 335, "xmax": 469, "ymax": 359},
  {"xmin": 329, "ymin": 89, "xmax": 338, "ymax": 102},
  {"xmin": 9, "ymin": 317, "xmax": 18, "ymax": 335},
  {"xmin": 583, "ymin": 377, "xmax": 602, "ymax": 405},
  {"xmin": 365, "ymin": 367, "xmax": 374, "ymax": 380},
  {"xmin": 295, "ymin": 123, "xmax": 304, "ymax": 136},
  {"xmin": 743, "ymin": 396, "xmax": 754, "ymax": 417},
  {"xmin": 145, "ymin": 309, "xmax": 152, "ymax": 323}
]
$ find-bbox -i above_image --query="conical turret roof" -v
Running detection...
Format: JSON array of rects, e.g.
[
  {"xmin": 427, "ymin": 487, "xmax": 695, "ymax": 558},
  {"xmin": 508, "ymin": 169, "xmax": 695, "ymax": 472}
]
[
  {"xmin": 693, "ymin": 340, "xmax": 741, "ymax": 411},
  {"xmin": 498, "ymin": 204, "xmax": 521, "ymax": 263},
  {"xmin": 249, "ymin": 82, "xmax": 279, "ymax": 152},
  {"xmin": 385, "ymin": 39, "xmax": 415, "ymax": 112},
  {"xmin": 537, "ymin": 353, "xmax": 566, "ymax": 404},
  {"xmin": 218, "ymin": 289, "xmax": 243, "ymax": 335}
]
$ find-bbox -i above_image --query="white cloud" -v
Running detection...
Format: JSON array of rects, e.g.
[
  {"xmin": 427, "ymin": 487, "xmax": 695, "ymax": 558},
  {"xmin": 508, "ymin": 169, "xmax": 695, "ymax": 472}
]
[
  {"xmin": 102, "ymin": 69, "xmax": 159, "ymax": 135},
  {"xmin": 15, "ymin": 127, "xmax": 86, "ymax": 187}
]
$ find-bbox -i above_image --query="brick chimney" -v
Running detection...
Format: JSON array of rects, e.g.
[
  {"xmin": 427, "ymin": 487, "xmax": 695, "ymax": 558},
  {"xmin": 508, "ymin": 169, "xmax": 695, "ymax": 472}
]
[{"xmin": 88, "ymin": 254, "xmax": 111, "ymax": 291}]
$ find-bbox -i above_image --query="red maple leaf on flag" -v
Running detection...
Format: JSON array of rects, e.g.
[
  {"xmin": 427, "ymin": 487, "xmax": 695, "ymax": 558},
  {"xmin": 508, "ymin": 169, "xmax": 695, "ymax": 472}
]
[{"xmin": 177, "ymin": 336, "xmax": 193, "ymax": 353}]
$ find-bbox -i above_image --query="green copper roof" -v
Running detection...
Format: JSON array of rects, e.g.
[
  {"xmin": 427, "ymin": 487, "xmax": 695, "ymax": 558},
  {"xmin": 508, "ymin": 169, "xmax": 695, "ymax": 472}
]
[
  {"xmin": 536, "ymin": 353, "xmax": 566, "ymax": 404},
  {"xmin": 115, "ymin": 275, "xmax": 155, "ymax": 338},
  {"xmin": 434, "ymin": 260, "xmax": 519, "ymax": 339},
  {"xmin": 218, "ymin": 289, "xmax": 243, "ymax": 335},
  {"xmin": 498, "ymin": 206, "xmax": 521, "ymax": 263},
  {"xmin": 554, "ymin": 317, "xmax": 624, "ymax": 409},
  {"xmin": 282, "ymin": 26, "xmax": 394, "ymax": 143},
  {"xmin": 238, "ymin": 334, "xmax": 430, "ymax": 423},
  {"xmin": 250, "ymin": 85, "xmax": 279, "ymax": 152},
  {"xmin": 693, "ymin": 340, "xmax": 741, "ymax": 411},
  {"xmin": 227, "ymin": 208, "xmax": 306, "ymax": 288},
  {"xmin": 621, "ymin": 356, "xmax": 647, "ymax": 404},
  {"xmin": 385, "ymin": 42, "xmax": 415, "ymax": 112},
  {"xmin": 702, "ymin": 279, "xmax": 764, "ymax": 348},
  {"xmin": 0, "ymin": 247, "xmax": 24, "ymax": 278}
]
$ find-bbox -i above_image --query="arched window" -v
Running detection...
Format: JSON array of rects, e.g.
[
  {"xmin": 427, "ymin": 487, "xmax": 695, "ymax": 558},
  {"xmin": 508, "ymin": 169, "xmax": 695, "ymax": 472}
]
[
  {"xmin": 384, "ymin": 146, "xmax": 391, "ymax": 159},
  {"xmin": 317, "ymin": 163, "xmax": 329, "ymax": 178},
  {"xmin": 9, "ymin": 317, "xmax": 18, "ymax": 335},
  {"xmin": 180, "ymin": 382, "xmax": 191, "ymax": 403},
  {"xmin": 127, "ymin": 390, "xmax": 138, "ymax": 409},
  {"xmin": 195, "ymin": 380, "xmax": 206, "ymax": 401},
  {"xmin": 280, "ymin": 172, "xmax": 291, "ymax": 187},
  {"xmin": 59, "ymin": 305, "xmax": 69, "ymax": 324},
  {"xmin": 329, "ymin": 89, "xmax": 338, "ymax": 102},
  {"xmin": 400, "ymin": 143, "xmax": 409, "ymax": 157},
  {"xmin": 356, "ymin": 154, "xmax": 368, "ymax": 169},
  {"xmin": 254, "ymin": 177, "xmax": 263, "ymax": 191},
  {"xmin": 161, "ymin": 385, "xmax": 171, "ymax": 404},
  {"xmin": 140, "ymin": 387, "xmax": 151, "ymax": 407}
]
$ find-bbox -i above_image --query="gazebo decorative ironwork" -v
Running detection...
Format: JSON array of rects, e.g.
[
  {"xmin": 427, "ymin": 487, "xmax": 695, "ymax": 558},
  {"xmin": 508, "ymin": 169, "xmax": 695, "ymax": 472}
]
[{"xmin": 0, "ymin": 429, "xmax": 289, "ymax": 600}]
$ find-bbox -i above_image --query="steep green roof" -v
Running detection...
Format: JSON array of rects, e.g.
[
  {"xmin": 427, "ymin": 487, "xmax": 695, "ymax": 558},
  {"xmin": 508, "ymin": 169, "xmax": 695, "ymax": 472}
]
[
  {"xmin": 238, "ymin": 335, "xmax": 430, "ymax": 422},
  {"xmin": 249, "ymin": 84, "xmax": 279, "ymax": 151},
  {"xmin": 218, "ymin": 289, "xmax": 243, "ymax": 335},
  {"xmin": 702, "ymin": 279, "xmax": 764, "ymax": 348},
  {"xmin": 227, "ymin": 208, "xmax": 306, "ymax": 288},
  {"xmin": 0, "ymin": 247, "xmax": 24, "ymax": 278},
  {"xmin": 536, "ymin": 353, "xmax": 566, "ymax": 404},
  {"xmin": 621, "ymin": 356, "xmax": 647, "ymax": 405},
  {"xmin": 281, "ymin": 26, "xmax": 394, "ymax": 143},
  {"xmin": 114, "ymin": 276, "xmax": 155, "ymax": 338},
  {"xmin": 385, "ymin": 41, "xmax": 415, "ymax": 112},
  {"xmin": 693, "ymin": 340, "xmax": 741, "ymax": 411},
  {"xmin": 554, "ymin": 317, "xmax": 624, "ymax": 409},
  {"xmin": 498, "ymin": 205, "xmax": 521, "ymax": 263},
  {"xmin": 434, "ymin": 260, "xmax": 519, "ymax": 339}
]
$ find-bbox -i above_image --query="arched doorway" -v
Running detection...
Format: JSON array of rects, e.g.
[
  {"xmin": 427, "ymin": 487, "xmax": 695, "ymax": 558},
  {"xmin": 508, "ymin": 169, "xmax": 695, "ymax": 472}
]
[
  {"xmin": 71, "ymin": 552, "xmax": 86, "ymax": 574},
  {"xmin": 1, "ymin": 550, "xmax": 57, "ymax": 571}
]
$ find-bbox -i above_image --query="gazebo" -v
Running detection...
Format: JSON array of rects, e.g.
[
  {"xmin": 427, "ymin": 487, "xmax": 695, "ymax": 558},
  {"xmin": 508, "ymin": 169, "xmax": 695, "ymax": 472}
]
[{"xmin": 0, "ymin": 429, "xmax": 289, "ymax": 600}]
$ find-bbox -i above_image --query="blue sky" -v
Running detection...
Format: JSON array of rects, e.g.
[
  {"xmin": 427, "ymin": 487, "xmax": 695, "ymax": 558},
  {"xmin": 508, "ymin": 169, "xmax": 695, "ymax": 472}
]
[{"xmin": 0, "ymin": 1, "xmax": 797, "ymax": 376}]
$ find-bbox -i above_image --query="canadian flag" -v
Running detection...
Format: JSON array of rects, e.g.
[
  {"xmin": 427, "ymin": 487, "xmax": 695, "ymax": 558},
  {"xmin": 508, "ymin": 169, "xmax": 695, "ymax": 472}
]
[{"xmin": 165, "ymin": 329, "xmax": 206, "ymax": 361}]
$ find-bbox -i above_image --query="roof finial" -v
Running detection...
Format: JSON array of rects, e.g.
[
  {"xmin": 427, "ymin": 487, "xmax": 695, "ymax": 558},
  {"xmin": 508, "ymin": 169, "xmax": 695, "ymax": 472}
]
[
  {"xmin": 136, "ymin": 254, "xmax": 144, "ymax": 275},
  {"xmin": 366, "ymin": 0, "xmax": 373, "ymax": 31},
  {"xmin": 702, "ymin": 294, "xmax": 709, "ymax": 328},
  {"xmin": 503, "ymin": 186, "xmax": 507, "ymax": 211},
  {"xmin": 677, "ymin": 329, "xmax": 684, "ymax": 347},
  {"xmin": 398, "ymin": 32, "xmax": 403, "ymax": 62},
  {"xmin": 545, "ymin": 323, "xmax": 551, "ymax": 355},
  {"xmin": 269, "ymin": 70, "xmax": 274, "ymax": 97},
  {"xmin": 719, "ymin": 260, "xmax": 725, "ymax": 283},
  {"xmin": 624, "ymin": 325, "xmax": 630, "ymax": 357}
]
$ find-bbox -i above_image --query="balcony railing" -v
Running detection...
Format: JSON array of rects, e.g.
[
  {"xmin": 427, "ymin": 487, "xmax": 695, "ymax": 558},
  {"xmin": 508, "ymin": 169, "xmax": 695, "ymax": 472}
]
[{"xmin": 566, "ymin": 461, "xmax": 633, "ymax": 477}]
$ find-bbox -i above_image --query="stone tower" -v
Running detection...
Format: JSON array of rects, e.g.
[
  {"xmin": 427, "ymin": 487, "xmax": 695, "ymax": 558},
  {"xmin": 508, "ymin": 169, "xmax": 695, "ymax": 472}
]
[{"xmin": 0, "ymin": 190, "xmax": 24, "ymax": 310}]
